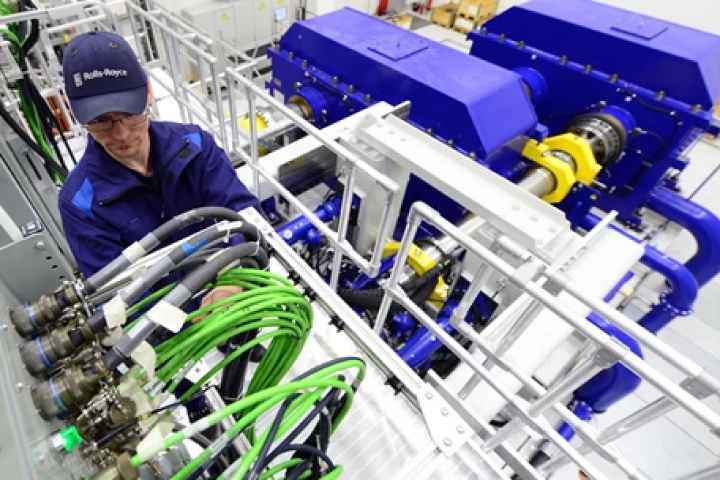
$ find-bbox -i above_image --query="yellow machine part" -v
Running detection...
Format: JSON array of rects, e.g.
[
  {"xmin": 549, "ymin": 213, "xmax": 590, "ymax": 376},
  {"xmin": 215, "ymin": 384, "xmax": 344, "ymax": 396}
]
[
  {"xmin": 521, "ymin": 133, "xmax": 601, "ymax": 203},
  {"xmin": 238, "ymin": 114, "xmax": 269, "ymax": 155},
  {"xmin": 383, "ymin": 242, "xmax": 449, "ymax": 304},
  {"xmin": 543, "ymin": 133, "xmax": 601, "ymax": 186}
]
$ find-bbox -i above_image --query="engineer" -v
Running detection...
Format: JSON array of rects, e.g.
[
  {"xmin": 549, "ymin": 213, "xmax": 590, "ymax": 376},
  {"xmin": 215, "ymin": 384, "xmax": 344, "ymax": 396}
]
[{"xmin": 58, "ymin": 31, "xmax": 257, "ymax": 311}]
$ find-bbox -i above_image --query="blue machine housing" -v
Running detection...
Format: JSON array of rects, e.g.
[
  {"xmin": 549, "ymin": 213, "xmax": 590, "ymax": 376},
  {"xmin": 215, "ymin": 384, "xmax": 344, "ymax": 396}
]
[
  {"xmin": 268, "ymin": 8, "xmax": 537, "ymax": 158},
  {"xmin": 469, "ymin": 0, "xmax": 719, "ymax": 224}
]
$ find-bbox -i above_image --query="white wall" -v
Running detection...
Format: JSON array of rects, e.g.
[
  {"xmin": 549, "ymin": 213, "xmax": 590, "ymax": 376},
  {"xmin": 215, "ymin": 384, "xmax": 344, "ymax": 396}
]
[{"xmin": 497, "ymin": 0, "xmax": 720, "ymax": 35}]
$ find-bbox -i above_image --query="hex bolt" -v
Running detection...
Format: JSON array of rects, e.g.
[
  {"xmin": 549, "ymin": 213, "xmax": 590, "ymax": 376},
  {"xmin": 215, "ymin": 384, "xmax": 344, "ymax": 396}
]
[
  {"xmin": 560, "ymin": 55, "xmax": 568, "ymax": 65},
  {"xmin": 1, "ymin": 324, "xmax": 7, "ymax": 331},
  {"xmin": 35, "ymin": 241, "xmax": 45, "ymax": 251},
  {"xmin": 655, "ymin": 91, "xmax": 666, "ymax": 100},
  {"xmin": 443, "ymin": 438, "xmax": 452, "ymax": 447},
  {"xmin": 37, "ymin": 454, "xmax": 45, "ymax": 463},
  {"xmin": 426, "ymin": 128, "xmax": 434, "ymax": 135},
  {"xmin": 364, "ymin": 93, "xmax": 372, "ymax": 103},
  {"xmin": 425, "ymin": 392, "xmax": 433, "ymax": 399},
  {"xmin": 332, "ymin": 76, "xmax": 339, "ymax": 85},
  {"xmin": 584, "ymin": 64, "xmax": 593, "ymax": 73},
  {"xmin": 16, "ymin": 382, "xmax": 23, "ymax": 390},
  {"xmin": 302, "ymin": 59, "xmax": 308, "ymax": 67},
  {"xmin": 447, "ymin": 139, "xmax": 454, "ymax": 147},
  {"xmin": 609, "ymin": 74, "xmax": 619, "ymax": 83},
  {"xmin": 288, "ymin": 51, "xmax": 295, "ymax": 60},
  {"xmin": 441, "ymin": 408, "xmax": 449, "ymax": 416},
  {"xmin": 468, "ymin": 152, "xmax": 477, "ymax": 160},
  {"xmin": 457, "ymin": 426, "xmax": 466, "ymax": 434},
  {"xmin": 294, "ymin": 82, "xmax": 302, "ymax": 91},
  {"xmin": 348, "ymin": 85, "xmax": 356, "ymax": 93}
]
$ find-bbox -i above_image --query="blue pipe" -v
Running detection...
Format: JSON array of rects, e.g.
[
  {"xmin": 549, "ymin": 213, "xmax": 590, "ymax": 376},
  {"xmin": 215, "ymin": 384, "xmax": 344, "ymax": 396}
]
[
  {"xmin": 276, "ymin": 197, "xmax": 343, "ymax": 246},
  {"xmin": 575, "ymin": 312, "xmax": 643, "ymax": 412},
  {"xmin": 578, "ymin": 213, "xmax": 698, "ymax": 334},
  {"xmin": 398, "ymin": 298, "xmax": 464, "ymax": 369},
  {"xmin": 557, "ymin": 400, "xmax": 593, "ymax": 442},
  {"xmin": 647, "ymin": 186, "xmax": 720, "ymax": 288}
]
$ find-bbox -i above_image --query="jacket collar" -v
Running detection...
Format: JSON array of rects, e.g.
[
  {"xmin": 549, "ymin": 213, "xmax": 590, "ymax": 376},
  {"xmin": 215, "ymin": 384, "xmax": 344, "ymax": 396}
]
[{"xmin": 85, "ymin": 121, "xmax": 200, "ymax": 204}]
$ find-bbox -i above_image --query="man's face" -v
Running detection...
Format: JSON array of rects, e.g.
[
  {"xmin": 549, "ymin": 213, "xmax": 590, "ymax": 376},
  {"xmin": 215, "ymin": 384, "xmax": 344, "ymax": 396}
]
[{"xmin": 87, "ymin": 111, "xmax": 150, "ymax": 162}]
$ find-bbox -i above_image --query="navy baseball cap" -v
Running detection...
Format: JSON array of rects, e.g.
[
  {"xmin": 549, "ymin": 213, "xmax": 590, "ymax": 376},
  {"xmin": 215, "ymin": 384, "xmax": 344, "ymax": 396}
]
[{"xmin": 63, "ymin": 31, "xmax": 148, "ymax": 124}]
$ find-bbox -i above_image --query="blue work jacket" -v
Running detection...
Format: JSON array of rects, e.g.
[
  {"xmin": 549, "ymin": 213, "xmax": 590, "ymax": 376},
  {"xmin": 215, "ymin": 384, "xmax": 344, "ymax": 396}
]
[{"xmin": 59, "ymin": 121, "xmax": 259, "ymax": 278}]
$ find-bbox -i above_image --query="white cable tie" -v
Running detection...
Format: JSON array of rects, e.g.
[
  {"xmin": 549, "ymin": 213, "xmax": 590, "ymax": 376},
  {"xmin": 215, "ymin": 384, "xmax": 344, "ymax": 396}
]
[
  {"xmin": 146, "ymin": 300, "xmax": 187, "ymax": 333},
  {"xmin": 217, "ymin": 220, "xmax": 245, "ymax": 245},
  {"xmin": 124, "ymin": 242, "xmax": 147, "ymax": 263},
  {"xmin": 209, "ymin": 437, "xmax": 228, "ymax": 456},
  {"xmin": 104, "ymin": 296, "xmax": 127, "ymax": 329},
  {"xmin": 185, "ymin": 418, "xmax": 212, "ymax": 438},
  {"xmin": 150, "ymin": 380, "xmax": 167, "ymax": 398},
  {"xmin": 136, "ymin": 420, "xmax": 174, "ymax": 461},
  {"xmin": 131, "ymin": 341, "xmax": 157, "ymax": 379}
]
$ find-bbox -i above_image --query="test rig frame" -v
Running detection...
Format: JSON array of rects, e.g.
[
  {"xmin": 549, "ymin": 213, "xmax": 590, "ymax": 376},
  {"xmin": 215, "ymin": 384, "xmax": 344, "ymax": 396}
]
[{"xmin": 0, "ymin": 2, "xmax": 719, "ymax": 479}]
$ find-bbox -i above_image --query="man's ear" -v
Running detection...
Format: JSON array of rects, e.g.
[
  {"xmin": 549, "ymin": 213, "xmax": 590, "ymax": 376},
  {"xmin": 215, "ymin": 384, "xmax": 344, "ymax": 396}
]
[{"xmin": 147, "ymin": 81, "xmax": 154, "ymax": 106}]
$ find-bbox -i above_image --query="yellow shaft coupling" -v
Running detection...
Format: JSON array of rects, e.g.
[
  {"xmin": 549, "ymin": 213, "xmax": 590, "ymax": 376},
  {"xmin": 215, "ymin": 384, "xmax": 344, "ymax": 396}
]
[
  {"xmin": 239, "ymin": 113, "xmax": 269, "ymax": 155},
  {"xmin": 522, "ymin": 133, "xmax": 601, "ymax": 203}
]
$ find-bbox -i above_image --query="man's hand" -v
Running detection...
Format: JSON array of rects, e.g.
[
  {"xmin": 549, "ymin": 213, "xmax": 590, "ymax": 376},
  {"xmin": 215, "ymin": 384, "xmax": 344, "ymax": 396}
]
[{"xmin": 194, "ymin": 285, "xmax": 244, "ymax": 323}]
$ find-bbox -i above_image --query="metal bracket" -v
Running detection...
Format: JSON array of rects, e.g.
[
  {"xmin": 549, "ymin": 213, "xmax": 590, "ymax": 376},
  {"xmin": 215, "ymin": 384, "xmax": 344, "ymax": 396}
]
[
  {"xmin": 416, "ymin": 384, "xmax": 473, "ymax": 456},
  {"xmin": 592, "ymin": 338, "xmax": 629, "ymax": 369},
  {"xmin": 680, "ymin": 372, "xmax": 720, "ymax": 400}
]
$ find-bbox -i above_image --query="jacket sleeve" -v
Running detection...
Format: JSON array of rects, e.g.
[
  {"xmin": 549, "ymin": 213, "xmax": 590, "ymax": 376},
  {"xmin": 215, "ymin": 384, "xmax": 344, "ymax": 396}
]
[
  {"xmin": 199, "ymin": 130, "xmax": 260, "ymax": 215},
  {"xmin": 59, "ymin": 197, "xmax": 125, "ymax": 278}
]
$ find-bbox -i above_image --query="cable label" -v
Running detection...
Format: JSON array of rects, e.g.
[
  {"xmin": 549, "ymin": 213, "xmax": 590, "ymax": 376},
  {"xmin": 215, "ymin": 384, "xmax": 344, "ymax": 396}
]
[
  {"xmin": 104, "ymin": 296, "xmax": 127, "ymax": 329},
  {"xmin": 146, "ymin": 300, "xmax": 187, "ymax": 333}
]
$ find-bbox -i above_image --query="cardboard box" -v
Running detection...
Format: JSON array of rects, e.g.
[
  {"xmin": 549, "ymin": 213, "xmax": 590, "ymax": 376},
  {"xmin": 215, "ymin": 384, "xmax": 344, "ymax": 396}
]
[
  {"xmin": 431, "ymin": 3, "xmax": 458, "ymax": 28},
  {"xmin": 453, "ymin": 16, "xmax": 476, "ymax": 34},
  {"xmin": 458, "ymin": 0, "xmax": 497, "ymax": 20},
  {"xmin": 453, "ymin": 12, "xmax": 494, "ymax": 33},
  {"xmin": 386, "ymin": 13, "xmax": 413, "ymax": 30}
]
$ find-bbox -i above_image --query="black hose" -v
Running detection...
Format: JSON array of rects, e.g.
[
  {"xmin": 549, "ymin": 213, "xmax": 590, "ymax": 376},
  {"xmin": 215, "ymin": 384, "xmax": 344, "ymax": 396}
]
[
  {"xmin": 0, "ymin": 100, "xmax": 68, "ymax": 178},
  {"xmin": 220, "ymin": 329, "xmax": 258, "ymax": 403},
  {"xmin": 85, "ymin": 206, "xmax": 262, "ymax": 294}
]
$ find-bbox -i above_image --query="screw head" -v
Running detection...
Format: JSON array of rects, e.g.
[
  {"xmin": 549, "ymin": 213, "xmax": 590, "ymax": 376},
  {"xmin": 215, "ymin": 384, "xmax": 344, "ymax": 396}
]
[
  {"xmin": 441, "ymin": 408, "xmax": 449, "ymax": 416},
  {"xmin": 1, "ymin": 324, "xmax": 7, "ymax": 331},
  {"xmin": 16, "ymin": 382, "xmax": 23, "ymax": 390},
  {"xmin": 37, "ymin": 454, "xmax": 45, "ymax": 463},
  {"xmin": 512, "ymin": 204, "xmax": 520, "ymax": 211},
  {"xmin": 425, "ymin": 392, "xmax": 433, "ymax": 399},
  {"xmin": 35, "ymin": 241, "xmax": 46, "ymax": 251},
  {"xmin": 443, "ymin": 438, "xmax": 452, "ymax": 447},
  {"xmin": 457, "ymin": 425, "xmax": 465, "ymax": 434},
  {"xmin": 531, "ymin": 215, "xmax": 539, "ymax": 221}
]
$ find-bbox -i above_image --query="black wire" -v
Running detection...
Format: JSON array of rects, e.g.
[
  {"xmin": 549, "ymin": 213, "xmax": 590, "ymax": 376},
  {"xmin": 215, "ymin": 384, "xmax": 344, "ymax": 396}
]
[
  {"xmin": 0, "ymin": 99, "xmax": 68, "ymax": 178},
  {"xmin": 271, "ymin": 388, "xmax": 340, "ymax": 456},
  {"xmin": 249, "ymin": 444, "xmax": 336, "ymax": 478},
  {"xmin": 247, "ymin": 393, "xmax": 302, "ymax": 480}
]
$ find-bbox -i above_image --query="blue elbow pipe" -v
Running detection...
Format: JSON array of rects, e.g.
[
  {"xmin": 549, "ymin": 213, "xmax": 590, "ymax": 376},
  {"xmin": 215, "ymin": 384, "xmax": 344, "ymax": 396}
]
[
  {"xmin": 574, "ymin": 312, "xmax": 643, "ymax": 412},
  {"xmin": 647, "ymin": 186, "xmax": 720, "ymax": 288},
  {"xmin": 578, "ymin": 213, "xmax": 698, "ymax": 334},
  {"xmin": 398, "ymin": 298, "xmax": 460, "ymax": 368},
  {"xmin": 276, "ymin": 197, "xmax": 343, "ymax": 245},
  {"xmin": 557, "ymin": 400, "xmax": 593, "ymax": 442}
]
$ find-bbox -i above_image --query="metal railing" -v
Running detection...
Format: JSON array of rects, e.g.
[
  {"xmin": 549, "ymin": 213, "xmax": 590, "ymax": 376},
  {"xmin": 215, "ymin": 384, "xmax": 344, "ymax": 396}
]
[{"xmin": 376, "ymin": 201, "xmax": 720, "ymax": 479}]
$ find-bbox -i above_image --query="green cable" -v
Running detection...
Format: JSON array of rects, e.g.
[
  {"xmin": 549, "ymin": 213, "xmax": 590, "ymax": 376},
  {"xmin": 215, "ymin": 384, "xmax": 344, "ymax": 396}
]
[
  {"xmin": 320, "ymin": 466, "xmax": 344, "ymax": 480},
  {"xmin": 177, "ymin": 387, "xmax": 326, "ymax": 480},
  {"xmin": 259, "ymin": 459, "xmax": 304, "ymax": 480},
  {"xmin": 132, "ymin": 375, "xmax": 356, "ymax": 467},
  {"xmin": 224, "ymin": 388, "xmax": 328, "ymax": 480}
]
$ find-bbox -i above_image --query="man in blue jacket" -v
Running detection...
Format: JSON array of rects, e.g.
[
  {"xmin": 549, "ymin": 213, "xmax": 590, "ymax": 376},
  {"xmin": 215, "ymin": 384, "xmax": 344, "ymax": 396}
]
[{"xmin": 59, "ymin": 31, "xmax": 258, "ymax": 311}]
